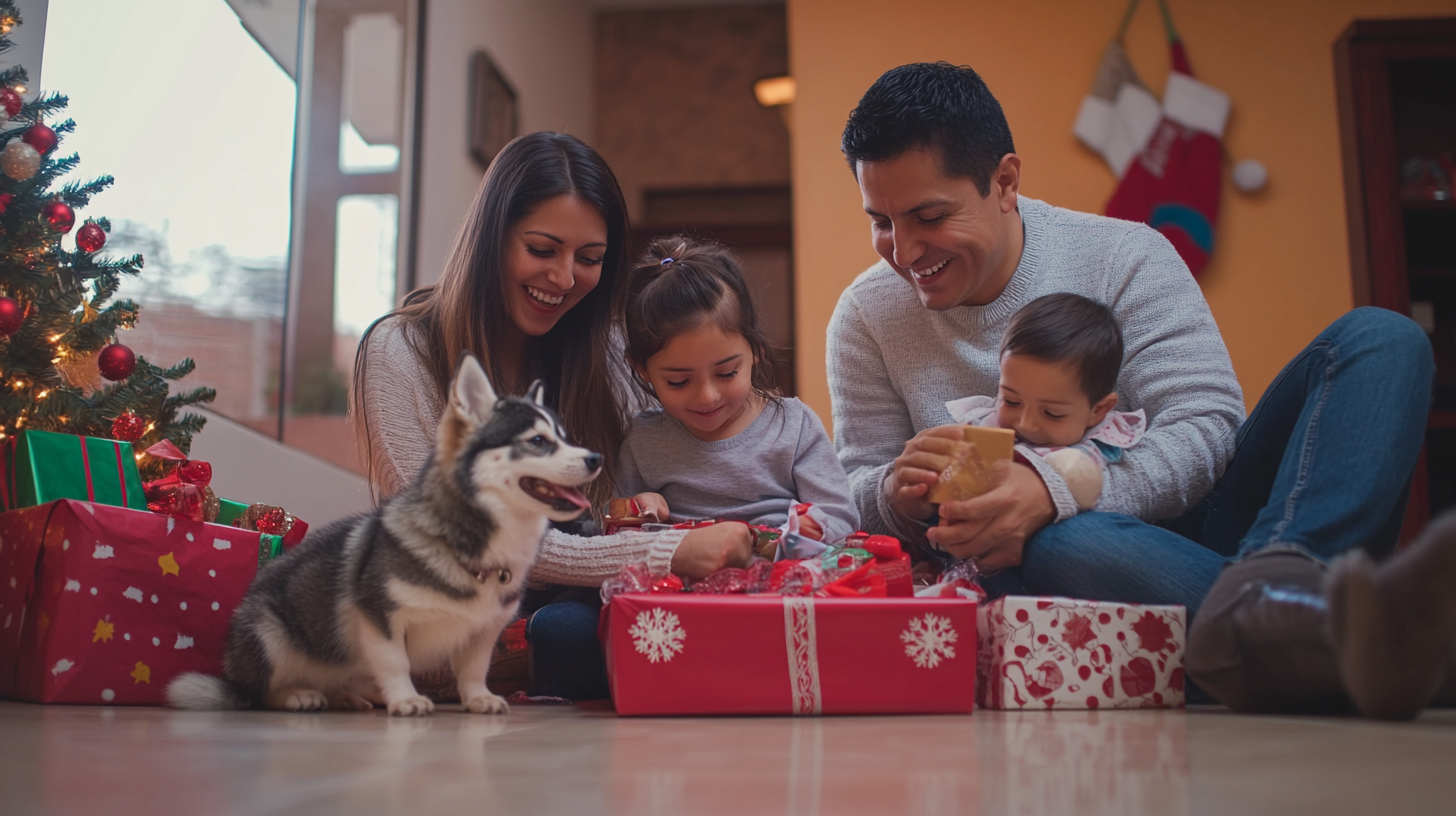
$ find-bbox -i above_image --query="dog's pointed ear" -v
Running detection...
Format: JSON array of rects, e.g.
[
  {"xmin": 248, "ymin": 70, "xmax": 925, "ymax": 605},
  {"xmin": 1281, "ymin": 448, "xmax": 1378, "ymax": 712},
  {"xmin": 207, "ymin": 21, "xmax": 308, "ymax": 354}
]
[
  {"xmin": 451, "ymin": 353, "xmax": 498, "ymax": 425},
  {"xmin": 526, "ymin": 380, "xmax": 547, "ymax": 407}
]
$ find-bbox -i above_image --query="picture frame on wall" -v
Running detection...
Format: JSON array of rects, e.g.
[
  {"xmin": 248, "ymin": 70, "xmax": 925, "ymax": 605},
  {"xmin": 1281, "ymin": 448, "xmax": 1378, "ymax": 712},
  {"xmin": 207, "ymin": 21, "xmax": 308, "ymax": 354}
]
[{"xmin": 469, "ymin": 50, "xmax": 518, "ymax": 170}]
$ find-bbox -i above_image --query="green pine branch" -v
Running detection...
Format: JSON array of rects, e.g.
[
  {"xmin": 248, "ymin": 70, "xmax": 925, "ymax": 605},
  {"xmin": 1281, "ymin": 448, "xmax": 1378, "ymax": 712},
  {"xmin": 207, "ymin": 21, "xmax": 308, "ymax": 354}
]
[{"xmin": 1, "ymin": 16, "xmax": 214, "ymax": 470}]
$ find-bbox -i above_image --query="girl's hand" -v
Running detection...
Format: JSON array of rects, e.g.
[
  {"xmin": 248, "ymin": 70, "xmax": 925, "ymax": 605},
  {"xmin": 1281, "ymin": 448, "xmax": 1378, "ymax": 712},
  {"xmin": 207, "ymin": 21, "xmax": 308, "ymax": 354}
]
[
  {"xmin": 632, "ymin": 492, "xmax": 669, "ymax": 521},
  {"xmin": 798, "ymin": 514, "xmax": 824, "ymax": 541},
  {"xmin": 671, "ymin": 521, "xmax": 753, "ymax": 579}
]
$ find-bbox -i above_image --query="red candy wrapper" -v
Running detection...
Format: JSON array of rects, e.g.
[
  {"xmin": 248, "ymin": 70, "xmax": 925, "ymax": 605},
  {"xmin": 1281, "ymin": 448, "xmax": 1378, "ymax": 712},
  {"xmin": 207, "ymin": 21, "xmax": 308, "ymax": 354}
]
[
  {"xmin": 142, "ymin": 440, "xmax": 213, "ymax": 522},
  {"xmin": 977, "ymin": 595, "xmax": 1187, "ymax": 710},
  {"xmin": 916, "ymin": 558, "xmax": 987, "ymax": 601}
]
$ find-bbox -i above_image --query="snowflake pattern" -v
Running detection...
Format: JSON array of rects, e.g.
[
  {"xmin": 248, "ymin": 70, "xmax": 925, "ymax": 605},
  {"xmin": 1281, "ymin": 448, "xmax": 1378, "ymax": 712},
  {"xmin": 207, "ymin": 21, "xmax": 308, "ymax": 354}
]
[
  {"xmin": 630, "ymin": 607, "xmax": 686, "ymax": 664},
  {"xmin": 901, "ymin": 613, "xmax": 958, "ymax": 669}
]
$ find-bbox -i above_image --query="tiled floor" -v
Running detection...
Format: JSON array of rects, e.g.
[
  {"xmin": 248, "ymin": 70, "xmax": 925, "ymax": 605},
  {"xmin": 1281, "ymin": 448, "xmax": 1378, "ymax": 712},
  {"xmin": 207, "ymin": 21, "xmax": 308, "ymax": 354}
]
[{"xmin": 1, "ymin": 701, "xmax": 1454, "ymax": 815}]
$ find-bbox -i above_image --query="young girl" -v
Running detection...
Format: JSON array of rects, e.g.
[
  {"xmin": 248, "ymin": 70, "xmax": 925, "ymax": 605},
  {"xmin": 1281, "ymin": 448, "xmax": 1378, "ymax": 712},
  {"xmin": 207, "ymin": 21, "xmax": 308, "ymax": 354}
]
[
  {"xmin": 613, "ymin": 237, "xmax": 859, "ymax": 544},
  {"xmin": 945, "ymin": 292, "xmax": 1146, "ymax": 510}
]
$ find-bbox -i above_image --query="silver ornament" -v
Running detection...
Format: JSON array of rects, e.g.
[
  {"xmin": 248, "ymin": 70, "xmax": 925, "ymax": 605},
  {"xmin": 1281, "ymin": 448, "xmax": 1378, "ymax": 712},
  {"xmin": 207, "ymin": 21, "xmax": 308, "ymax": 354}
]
[{"xmin": 1, "ymin": 139, "xmax": 41, "ymax": 181}]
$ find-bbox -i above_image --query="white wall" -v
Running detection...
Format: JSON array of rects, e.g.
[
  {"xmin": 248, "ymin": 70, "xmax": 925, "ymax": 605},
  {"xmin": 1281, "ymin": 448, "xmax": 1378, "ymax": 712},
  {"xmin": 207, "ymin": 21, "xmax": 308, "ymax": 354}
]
[
  {"xmin": 1, "ymin": 0, "xmax": 48, "ymax": 98},
  {"xmin": 188, "ymin": 408, "xmax": 374, "ymax": 529},
  {"xmin": 413, "ymin": 0, "xmax": 596, "ymax": 289}
]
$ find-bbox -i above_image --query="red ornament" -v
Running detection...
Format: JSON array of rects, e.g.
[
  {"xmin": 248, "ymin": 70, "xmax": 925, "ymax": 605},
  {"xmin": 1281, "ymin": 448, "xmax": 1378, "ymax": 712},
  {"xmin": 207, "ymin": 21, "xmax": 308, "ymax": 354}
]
[
  {"xmin": 0, "ymin": 87, "xmax": 19, "ymax": 117},
  {"xmin": 0, "ymin": 296, "xmax": 22, "ymax": 336},
  {"xmin": 111, "ymin": 412, "xmax": 147, "ymax": 442},
  {"xmin": 98, "ymin": 342, "xmax": 136, "ymax": 381},
  {"xmin": 22, "ymin": 123, "xmax": 57, "ymax": 155},
  {"xmin": 0, "ymin": 192, "xmax": 12, "ymax": 213},
  {"xmin": 43, "ymin": 200, "xmax": 75, "ymax": 233},
  {"xmin": 256, "ymin": 507, "xmax": 290, "ymax": 536},
  {"xmin": 76, "ymin": 221, "xmax": 106, "ymax": 253}
]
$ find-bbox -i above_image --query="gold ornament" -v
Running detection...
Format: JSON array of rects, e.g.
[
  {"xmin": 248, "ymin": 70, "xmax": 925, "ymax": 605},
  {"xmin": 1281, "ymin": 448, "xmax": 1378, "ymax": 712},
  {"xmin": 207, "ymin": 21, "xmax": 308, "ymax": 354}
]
[{"xmin": 54, "ymin": 347, "xmax": 103, "ymax": 391}]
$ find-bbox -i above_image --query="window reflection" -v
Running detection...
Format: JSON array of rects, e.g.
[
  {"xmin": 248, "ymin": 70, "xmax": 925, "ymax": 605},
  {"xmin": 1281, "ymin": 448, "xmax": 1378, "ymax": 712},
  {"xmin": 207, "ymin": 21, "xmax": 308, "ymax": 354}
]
[
  {"xmin": 282, "ymin": 0, "xmax": 416, "ymax": 474},
  {"xmin": 42, "ymin": 0, "xmax": 297, "ymax": 438}
]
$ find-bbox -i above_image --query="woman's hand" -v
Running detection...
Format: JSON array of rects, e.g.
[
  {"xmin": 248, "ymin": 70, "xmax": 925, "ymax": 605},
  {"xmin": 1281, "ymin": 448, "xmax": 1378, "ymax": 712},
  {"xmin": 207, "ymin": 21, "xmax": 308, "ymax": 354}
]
[
  {"xmin": 670, "ymin": 521, "xmax": 753, "ymax": 579},
  {"xmin": 883, "ymin": 425, "xmax": 967, "ymax": 524},
  {"xmin": 631, "ymin": 492, "xmax": 670, "ymax": 521}
]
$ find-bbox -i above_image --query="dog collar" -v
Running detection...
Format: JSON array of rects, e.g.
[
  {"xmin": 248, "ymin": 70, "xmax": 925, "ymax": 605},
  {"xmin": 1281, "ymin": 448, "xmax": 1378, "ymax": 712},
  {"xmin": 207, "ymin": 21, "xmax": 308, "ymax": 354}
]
[{"xmin": 462, "ymin": 562, "xmax": 512, "ymax": 585}]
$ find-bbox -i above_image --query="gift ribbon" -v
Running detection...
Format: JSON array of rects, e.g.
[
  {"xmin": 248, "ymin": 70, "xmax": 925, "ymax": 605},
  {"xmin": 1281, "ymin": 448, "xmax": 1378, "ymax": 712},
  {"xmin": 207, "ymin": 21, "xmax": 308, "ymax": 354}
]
[
  {"xmin": 77, "ymin": 434, "xmax": 94, "ymax": 502},
  {"xmin": 782, "ymin": 595, "xmax": 823, "ymax": 715},
  {"xmin": 1, "ymin": 436, "xmax": 16, "ymax": 511}
]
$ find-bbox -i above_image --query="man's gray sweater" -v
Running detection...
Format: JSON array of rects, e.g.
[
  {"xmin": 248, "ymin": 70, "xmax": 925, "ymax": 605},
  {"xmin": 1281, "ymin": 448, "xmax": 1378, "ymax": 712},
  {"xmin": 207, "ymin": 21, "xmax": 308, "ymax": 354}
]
[{"xmin": 827, "ymin": 196, "xmax": 1246, "ymax": 542}]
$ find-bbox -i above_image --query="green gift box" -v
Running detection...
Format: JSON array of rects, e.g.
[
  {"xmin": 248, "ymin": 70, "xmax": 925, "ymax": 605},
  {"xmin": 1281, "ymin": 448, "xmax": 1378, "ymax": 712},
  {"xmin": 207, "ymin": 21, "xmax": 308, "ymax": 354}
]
[
  {"xmin": 215, "ymin": 498, "xmax": 248, "ymax": 527},
  {"xmin": 1, "ymin": 429, "xmax": 147, "ymax": 513}
]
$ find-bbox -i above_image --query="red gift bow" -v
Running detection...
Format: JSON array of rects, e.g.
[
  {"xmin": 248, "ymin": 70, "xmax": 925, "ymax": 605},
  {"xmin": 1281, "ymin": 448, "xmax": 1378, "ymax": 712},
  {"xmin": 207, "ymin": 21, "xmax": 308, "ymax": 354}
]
[{"xmin": 142, "ymin": 440, "xmax": 213, "ymax": 522}]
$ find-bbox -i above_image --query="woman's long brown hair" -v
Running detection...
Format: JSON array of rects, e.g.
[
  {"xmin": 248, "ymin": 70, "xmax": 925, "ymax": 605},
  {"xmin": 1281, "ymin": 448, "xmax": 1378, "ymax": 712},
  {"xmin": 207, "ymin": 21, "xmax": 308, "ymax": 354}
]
[{"xmin": 350, "ymin": 132, "xmax": 631, "ymax": 508}]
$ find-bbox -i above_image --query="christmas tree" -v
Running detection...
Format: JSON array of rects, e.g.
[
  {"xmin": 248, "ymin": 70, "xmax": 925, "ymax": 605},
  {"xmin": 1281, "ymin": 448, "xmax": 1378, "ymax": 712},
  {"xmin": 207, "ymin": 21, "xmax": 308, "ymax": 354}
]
[{"xmin": 0, "ymin": 2, "xmax": 214, "ymax": 479}]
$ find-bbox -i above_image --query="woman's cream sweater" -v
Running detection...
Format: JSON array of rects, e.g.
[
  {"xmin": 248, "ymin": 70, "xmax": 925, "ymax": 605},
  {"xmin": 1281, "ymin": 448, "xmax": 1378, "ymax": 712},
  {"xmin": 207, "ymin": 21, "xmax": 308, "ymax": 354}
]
[{"xmin": 358, "ymin": 319, "xmax": 685, "ymax": 585}]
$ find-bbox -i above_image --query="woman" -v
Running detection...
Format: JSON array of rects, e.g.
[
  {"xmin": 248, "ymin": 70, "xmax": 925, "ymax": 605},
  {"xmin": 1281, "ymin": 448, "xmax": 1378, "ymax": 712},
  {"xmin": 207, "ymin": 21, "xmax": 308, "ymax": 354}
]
[{"xmin": 351, "ymin": 132, "xmax": 752, "ymax": 699}]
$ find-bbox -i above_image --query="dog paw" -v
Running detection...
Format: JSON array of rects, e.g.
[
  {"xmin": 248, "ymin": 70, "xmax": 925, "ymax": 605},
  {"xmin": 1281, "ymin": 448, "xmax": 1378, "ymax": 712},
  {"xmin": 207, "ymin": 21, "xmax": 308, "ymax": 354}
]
[
  {"xmin": 387, "ymin": 695, "xmax": 435, "ymax": 717},
  {"xmin": 282, "ymin": 689, "xmax": 328, "ymax": 712},
  {"xmin": 463, "ymin": 693, "xmax": 510, "ymax": 715},
  {"xmin": 327, "ymin": 690, "xmax": 375, "ymax": 712}
]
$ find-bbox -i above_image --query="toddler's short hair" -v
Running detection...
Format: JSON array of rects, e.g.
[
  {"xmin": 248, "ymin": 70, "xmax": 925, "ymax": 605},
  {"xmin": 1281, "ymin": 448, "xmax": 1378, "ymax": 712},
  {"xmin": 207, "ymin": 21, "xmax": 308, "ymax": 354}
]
[{"xmin": 1000, "ymin": 293, "xmax": 1123, "ymax": 403}]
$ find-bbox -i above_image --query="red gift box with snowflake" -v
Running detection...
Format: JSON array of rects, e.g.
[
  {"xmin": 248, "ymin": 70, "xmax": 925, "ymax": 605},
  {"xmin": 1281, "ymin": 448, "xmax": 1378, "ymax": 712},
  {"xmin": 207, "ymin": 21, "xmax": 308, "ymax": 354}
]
[
  {"xmin": 976, "ymin": 596, "xmax": 1186, "ymax": 710},
  {"xmin": 602, "ymin": 594, "xmax": 977, "ymax": 716},
  {"xmin": 0, "ymin": 499, "xmax": 288, "ymax": 705}
]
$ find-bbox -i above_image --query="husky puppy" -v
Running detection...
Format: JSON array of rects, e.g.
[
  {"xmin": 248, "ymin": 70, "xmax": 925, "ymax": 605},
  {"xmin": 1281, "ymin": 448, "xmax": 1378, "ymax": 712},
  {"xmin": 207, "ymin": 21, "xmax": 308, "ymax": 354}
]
[{"xmin": 167, "ymin": 354, "xmax": 600, "ymax": 716}]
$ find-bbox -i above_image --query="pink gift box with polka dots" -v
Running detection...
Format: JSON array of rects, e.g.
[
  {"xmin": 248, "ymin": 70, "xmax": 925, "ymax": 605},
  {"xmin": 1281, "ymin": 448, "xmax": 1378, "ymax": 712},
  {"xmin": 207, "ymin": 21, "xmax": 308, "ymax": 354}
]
[
  {"xmin": 0, "ymin": 499, "xmax": 283, "ymax": 705},
  {"xmin": 977, "ymin": 595, "xmax": 1187, "ymax": 710}
]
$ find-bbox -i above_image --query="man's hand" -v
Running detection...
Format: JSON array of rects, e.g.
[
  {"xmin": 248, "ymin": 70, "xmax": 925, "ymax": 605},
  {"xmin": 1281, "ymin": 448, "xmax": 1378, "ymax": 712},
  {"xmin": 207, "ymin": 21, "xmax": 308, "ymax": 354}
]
[
  {"xmin": 883, "ymin": 425, "xmax": 968, "ymax": 523},
  {"xmin": 926, "ymin": 462, "xmax": 1055, "ymax": 570},
  {"xmin": 631, "ymin": 492, "xmax": 669, "ymax": 521},
  {"xmin": 671, "ymin": 521, "xmax": 753, "ymax": 579}
]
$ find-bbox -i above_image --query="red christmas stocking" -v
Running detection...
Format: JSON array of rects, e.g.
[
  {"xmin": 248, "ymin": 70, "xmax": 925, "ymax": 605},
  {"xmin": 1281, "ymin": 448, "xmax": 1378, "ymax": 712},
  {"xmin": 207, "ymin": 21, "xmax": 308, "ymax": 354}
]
[{"xmin": 1104, "ymin": 38, "xmax": 1228, "ymax": 277}]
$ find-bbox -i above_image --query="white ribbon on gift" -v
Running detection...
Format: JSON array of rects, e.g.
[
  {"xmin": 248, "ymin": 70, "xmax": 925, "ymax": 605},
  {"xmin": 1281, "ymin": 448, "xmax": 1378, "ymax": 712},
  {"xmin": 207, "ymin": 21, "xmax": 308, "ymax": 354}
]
[{"xmin": 783, "ymin": 595, "xmax": 822, "ymax": 715}]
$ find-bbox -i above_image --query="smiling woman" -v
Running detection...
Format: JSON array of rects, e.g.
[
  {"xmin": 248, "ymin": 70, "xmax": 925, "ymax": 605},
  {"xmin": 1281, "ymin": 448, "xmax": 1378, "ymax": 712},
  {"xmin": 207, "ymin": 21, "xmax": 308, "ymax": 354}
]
[{"xmin": 350, "ymin": 131, "xmax": 757, "ymax": 701}]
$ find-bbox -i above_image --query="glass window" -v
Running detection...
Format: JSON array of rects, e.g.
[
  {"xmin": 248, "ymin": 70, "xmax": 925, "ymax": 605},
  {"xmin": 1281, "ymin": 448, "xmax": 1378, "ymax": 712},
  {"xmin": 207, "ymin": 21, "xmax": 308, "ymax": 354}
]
[{"xmin": 43, "ymin": 0, "xmax": 297, "ymax": 438}]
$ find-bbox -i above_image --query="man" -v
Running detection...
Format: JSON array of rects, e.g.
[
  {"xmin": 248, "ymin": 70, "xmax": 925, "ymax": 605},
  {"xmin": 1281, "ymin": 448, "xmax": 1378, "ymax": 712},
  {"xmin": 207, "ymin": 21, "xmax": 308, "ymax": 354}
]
[{"xmin": 828, "ymin": 62, "xmax": 1454, "ymax": 718}]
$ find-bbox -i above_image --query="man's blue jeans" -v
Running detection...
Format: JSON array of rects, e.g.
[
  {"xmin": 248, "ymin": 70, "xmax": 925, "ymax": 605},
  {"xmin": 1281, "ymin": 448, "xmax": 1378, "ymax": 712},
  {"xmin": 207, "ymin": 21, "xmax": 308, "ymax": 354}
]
[{"xmin": 997, "ymin": 307, "xmax": 1433, "ymax": 617}]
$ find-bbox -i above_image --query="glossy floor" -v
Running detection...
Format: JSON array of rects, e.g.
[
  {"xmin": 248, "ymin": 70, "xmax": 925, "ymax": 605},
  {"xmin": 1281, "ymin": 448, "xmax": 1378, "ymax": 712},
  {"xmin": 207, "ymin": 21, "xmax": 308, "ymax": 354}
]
[{"xmin": 1, "ymin": 701, "xmax": 1454, "ymax": 815}]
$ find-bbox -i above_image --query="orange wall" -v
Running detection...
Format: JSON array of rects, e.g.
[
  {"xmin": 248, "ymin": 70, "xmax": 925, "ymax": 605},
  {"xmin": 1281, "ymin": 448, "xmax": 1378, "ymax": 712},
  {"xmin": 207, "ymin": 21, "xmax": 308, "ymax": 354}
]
[{"xmin": 788, "ymin": 0, "xmax": 1456, "ymax": 427}]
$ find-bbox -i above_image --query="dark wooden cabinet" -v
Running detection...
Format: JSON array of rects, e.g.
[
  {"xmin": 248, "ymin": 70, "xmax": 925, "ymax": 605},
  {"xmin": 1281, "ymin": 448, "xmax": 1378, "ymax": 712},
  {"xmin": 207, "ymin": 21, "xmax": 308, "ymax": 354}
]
[{"xmin": 1336, "ymin": 18, "xmax": 1456, "ymax": 540}]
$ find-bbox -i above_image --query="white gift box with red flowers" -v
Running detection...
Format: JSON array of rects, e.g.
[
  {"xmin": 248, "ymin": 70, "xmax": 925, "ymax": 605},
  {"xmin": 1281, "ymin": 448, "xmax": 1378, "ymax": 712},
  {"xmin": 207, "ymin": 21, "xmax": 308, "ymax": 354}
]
[{"xmin": 977, "ymin": 596, "xmax": 1186, "ymax": 710}]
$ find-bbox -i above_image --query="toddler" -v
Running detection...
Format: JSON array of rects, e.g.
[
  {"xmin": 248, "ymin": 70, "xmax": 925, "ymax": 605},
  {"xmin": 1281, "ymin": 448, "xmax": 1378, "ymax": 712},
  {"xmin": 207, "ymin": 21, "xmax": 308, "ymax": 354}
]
[
  {"xmin": 945, "ymin": 293, "xmax": 1146, "ymax": 510},
  {"xmin": 612, "ymin": 237, "xmax": 859, "ymax": 544}
]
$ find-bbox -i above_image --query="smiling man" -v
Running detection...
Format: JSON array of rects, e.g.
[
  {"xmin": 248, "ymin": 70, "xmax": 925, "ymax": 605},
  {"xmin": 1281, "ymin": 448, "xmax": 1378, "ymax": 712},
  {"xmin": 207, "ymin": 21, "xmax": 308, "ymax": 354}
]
[
  {"xmin": 827, "ymin": 63, "xmax": 1453, "ymax": 717},
  {"xmin": 829, "ymin": 62, "xmax": 1246, "ymax": 567}
]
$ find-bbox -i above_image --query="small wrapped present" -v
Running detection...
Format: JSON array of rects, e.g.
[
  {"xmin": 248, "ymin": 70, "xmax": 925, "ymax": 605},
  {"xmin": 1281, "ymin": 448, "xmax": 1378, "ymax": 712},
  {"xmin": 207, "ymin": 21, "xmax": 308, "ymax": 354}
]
[
  {"xmin": 977, "ymin": 595, "xmax": 1186, "ymax": 710},
  {"xmin": 1, "ymin": 429, "xmax": 147, "ymax": 513},
  {"xmin": 927, "ymin": 426, "xmax": 1015, "ymax": 504},
  {"xmin": 230, "ymin": 502, "xmax": 309, "ymax": 547},
  {"xmin": 0, "ymin": 499, "xmax": 292, "ymax": 704},
  {"xmin": 603, "ymin": 593, "xmax": 977, "ymax": 716}
]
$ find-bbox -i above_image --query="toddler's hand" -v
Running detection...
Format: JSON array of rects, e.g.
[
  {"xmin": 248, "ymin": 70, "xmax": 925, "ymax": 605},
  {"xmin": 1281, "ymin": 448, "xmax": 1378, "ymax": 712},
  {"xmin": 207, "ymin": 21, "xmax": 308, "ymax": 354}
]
[
  {"xmin": 632, "ymin": 492, "xmax": 670, "ymax": 522},
  {"xmin": 798, "ymin": 514, "xmax": 824, "ymax": 541}
]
